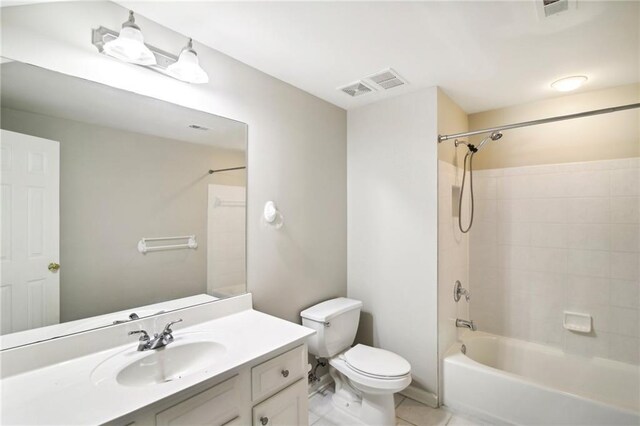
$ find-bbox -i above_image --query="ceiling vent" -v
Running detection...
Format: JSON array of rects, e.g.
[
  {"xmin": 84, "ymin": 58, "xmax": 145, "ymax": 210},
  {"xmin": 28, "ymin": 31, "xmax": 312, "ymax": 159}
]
[
  {"xmin": 367, "ymin": 68, "xmax": 407, "ymax": 90},
  {"xmin": 537, "ymin": 0, "xmax": 575, "ymax": 19},
  {"xmin": 339, "ymin": 81, "xmax": 374, "ymax": 97}
]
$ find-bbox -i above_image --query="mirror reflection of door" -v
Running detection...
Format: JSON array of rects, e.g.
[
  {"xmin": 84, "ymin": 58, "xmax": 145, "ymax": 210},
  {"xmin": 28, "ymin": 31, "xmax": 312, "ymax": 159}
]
[{"xmin": 1, "ymin": 129, "xmax": 60, "ymax": 334}]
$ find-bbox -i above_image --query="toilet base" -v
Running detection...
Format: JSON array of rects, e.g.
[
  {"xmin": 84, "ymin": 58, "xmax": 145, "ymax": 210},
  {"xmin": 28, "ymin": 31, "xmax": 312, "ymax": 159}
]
[{"xmin": 330, "ymin": 367, "xmax": 397, "ymax": 426}]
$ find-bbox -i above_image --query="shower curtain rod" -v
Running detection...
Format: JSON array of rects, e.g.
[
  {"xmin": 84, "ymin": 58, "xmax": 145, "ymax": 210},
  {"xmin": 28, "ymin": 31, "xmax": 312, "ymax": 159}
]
[
  {"xmin": 208, "ymin": 166, "xmax": 246, "ymax": 174},
  {"xmin": 437, "ymin": 102, "xmax": 640, "ymax": 143}
]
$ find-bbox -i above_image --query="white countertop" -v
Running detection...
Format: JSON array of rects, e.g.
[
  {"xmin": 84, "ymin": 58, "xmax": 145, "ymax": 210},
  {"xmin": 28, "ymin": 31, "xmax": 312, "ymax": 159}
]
[{"xmin": 0, "ymin": 309, "xmax": 314, "ymax": 425}]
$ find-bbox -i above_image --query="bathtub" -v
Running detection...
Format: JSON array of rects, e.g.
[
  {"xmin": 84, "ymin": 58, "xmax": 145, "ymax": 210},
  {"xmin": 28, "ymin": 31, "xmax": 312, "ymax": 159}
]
[{"xmin": 443, "ymin": 331, "xmax": 640, "ymax": 425}]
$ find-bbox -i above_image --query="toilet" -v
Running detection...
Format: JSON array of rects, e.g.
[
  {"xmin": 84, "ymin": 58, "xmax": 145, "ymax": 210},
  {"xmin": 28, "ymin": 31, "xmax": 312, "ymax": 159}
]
[{"xmin": 301, "ymin": 297, "xmax": 411, "ymax": 426}]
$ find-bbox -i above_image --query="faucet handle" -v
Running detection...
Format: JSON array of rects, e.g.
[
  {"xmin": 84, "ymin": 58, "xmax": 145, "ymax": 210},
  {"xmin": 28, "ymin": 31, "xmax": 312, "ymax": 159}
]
[
  {"xmin": 128, "ymin": 329, "xmax": 150, "ymax": 341},
  {"xmin": 163, "ymin": 319, "xmax": 183, "ymax": 334}
]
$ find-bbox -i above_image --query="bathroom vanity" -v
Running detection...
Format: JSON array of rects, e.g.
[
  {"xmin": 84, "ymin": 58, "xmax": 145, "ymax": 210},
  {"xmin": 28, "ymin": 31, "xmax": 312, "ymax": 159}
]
[{"xmin": 0, "ymin": 294, "xmax": 315, "ymax": 425}]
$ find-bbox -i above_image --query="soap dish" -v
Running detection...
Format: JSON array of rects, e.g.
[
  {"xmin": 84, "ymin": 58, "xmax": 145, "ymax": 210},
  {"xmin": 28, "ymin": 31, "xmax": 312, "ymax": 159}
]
[{"xmin": 563, "ymin": 311, "xmax": 592, "ymax": 333}]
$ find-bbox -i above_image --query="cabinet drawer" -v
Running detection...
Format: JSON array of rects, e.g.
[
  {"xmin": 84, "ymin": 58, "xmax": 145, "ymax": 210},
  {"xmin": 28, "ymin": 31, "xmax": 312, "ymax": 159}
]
[
  {"xmin": 251, "ymin": 345, "xmax": 306, "ymax": 401},
  {"xmin": 156, "ymin": 375, "xmax": 239, "ymax": 426},
  {"xmin": 252, "ymin": 379, "xmax": 308, "ymax": 426}
]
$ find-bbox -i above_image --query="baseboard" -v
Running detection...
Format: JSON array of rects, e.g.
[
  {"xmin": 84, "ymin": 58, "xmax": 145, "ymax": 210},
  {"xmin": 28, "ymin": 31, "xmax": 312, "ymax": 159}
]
[
  {"xmin": 399, "ymin": 385, "xmax": 438, "ymax": 408},
  {"xmin": 308, "ymin": 372, "xmax": 334, "ymax": 397}
]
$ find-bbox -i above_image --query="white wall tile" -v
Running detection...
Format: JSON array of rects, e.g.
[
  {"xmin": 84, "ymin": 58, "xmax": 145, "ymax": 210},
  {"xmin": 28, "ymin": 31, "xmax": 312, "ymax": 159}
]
[
  {"xmin": 611, "ymin": 197, "xmax": 639, "ymax": 224},
  {"xmin": 529, "ymin": 198, "xmax": 566, "ymax": 223},
  {"xmin": 566, "ymin": 170, "xmax": 610, "ymax": 198},
  {"xmin": 610, "ymin": 169, "xmax": 640, "ymax": 197},
  {"xmin": 566, "ymin": 275, "xmax": 610, "ymax": 308},
  {"xmin": 530, "ymin": 223, "xmax": 567, "ymax": 248},
  {"xmin": 469, "ymin": 158, "xmax": 639, "ymax": 364},
  {"xmin": 567, "ymin": 224, "xmax": 610, "ymax": 251},
  {"xmin": 610, "ymin": 279, "xmax": 640, "ymax": 309},
  {"xmin": 610, "ymin": 224, "xmax": 640, "ymax": 252},
  {"xmin": 609, "ymin": 334, "xmax": 640, "ymax": 364},
  {"xmin": 528, "ymin": 173, "xmax": 567, "ymax": 198},
  {"xmin": 609, "ymin": 307, "xmax": 639, "ymax": 337},
  {"xmin": 568, "ymin": 250, "xmax": 610, "ymax": 278},
  {"xmin": 567, "ymin": 198, "xmax": 610, "ymax": 224},
  {"xmin": 564, "ymin": 330, "xmax": 609, "ymax": 358},
  {"xmin": 610, "ymin": 251, "xmax": 640, "ymax": 281},
  {"xmin": 530, "ymin": 247, "xmax": 567, "ymax": 273},
  {"xmin": 498, "ymin": 222, "xmax": 531, "ymax": 246}
]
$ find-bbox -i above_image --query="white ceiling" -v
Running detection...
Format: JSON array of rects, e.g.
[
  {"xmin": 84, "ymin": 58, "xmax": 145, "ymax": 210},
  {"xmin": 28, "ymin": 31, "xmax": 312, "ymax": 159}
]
[
  {"xmin": 119, "ymin": 1, "xmax": 639, "ymax": 113},
  {"xmin": 0, "ymin": 61, "xmax": 247, "ymax": 150}
]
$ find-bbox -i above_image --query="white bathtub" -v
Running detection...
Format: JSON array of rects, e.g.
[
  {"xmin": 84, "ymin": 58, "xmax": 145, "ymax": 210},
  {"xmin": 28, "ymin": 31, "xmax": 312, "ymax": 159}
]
[{"xmin": 443, "ymin": 331, "xmax": 640, "ymax": 425}]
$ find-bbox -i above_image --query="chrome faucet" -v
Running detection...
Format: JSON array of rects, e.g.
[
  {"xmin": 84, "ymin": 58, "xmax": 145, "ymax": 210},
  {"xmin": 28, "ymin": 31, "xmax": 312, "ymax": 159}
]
[
  {"xmin": 456, "ymin": 318, "xmax": 477, "ymax": 331},
  {"xmin": 128, "ymin": 319, "xmax": 183, "ymax": 351}
]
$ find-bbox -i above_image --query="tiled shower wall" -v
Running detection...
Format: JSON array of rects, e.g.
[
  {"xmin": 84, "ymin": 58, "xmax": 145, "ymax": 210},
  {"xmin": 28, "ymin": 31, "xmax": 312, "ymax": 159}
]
[
  {"xmin": 438, "ymin": 160, "xmax": 469, "ymax": 370},
  {"xmin": 469, "ymin": 158, "xmax": 640, "ymax": 364}
]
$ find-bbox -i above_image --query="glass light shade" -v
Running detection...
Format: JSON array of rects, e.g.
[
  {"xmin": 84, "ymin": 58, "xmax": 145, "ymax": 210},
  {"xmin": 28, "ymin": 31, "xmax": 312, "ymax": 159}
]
[
  {"xmin": 551, "ymin": 76, "xmax": 587, "ymax": 92},
  {"xmin": 166, "ymin": 49, "xmax": 209, "ymax": 84},
  {"xmin": 103, "ymin": 26, "xmax": 156, "ymax": 66}
]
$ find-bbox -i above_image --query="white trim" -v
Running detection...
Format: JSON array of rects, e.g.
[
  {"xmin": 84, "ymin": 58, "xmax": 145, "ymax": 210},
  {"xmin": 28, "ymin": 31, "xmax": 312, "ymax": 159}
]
[{"xmin": 399, "ymin": 384, "xmax": 438, "ymax": 408}]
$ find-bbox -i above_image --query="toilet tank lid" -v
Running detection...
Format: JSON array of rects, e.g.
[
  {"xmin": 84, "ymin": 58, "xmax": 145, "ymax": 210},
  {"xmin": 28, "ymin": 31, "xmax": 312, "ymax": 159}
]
[{"xmin": 300, "ymin": 297, "xmax": 363, "ymax": 322}]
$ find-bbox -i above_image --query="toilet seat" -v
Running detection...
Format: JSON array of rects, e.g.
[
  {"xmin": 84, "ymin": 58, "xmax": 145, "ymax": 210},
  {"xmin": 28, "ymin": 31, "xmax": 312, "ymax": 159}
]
[
  {"xmin": 344, "ymin": 344, "xmax": 411, "ymax": 379},
  {"xmin": 330, "ymin": 356, "xmax": 412, "ymax": 395}
]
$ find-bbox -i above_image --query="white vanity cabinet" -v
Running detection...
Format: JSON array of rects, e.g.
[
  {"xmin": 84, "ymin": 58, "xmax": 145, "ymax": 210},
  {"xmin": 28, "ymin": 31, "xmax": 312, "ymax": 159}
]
[
  {"xmin": 252, "ymin": 379, "xmax": 308, "ymax": 426},
  {"xmin": 116, "ymin": 345, "xmax": 309, "ymax": 426}
]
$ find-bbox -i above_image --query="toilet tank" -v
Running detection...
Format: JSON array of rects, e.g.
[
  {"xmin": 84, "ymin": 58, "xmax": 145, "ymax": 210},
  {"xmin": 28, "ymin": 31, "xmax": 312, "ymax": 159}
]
[{"xmin": 300, "ymin": 297, "xmax": 363, "ymax": 358}]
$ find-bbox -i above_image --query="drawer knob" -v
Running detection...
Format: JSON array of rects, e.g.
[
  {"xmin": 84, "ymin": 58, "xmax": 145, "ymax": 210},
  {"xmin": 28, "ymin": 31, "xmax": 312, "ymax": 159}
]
[
  {"xmin": 281, "ymin": 369, "xmax": 289, "ymax": 378},
  {"xmin": 260, "ymin": 416, "xmax": 269, "ymax": 425}
]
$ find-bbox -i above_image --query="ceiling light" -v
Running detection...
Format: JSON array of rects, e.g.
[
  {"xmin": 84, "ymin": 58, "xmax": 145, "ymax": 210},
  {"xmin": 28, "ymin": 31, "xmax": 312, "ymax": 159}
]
[
  {"xmin": 166, "ymin": 39, "xmax": 209, "ymax": 84},
  {"xmin": 551, "ymin": 75, "xmax": 587, "ymax": 92},
  {"xmin": 103, "ymin": 11, "xmax": 156, "ymax": 66}
]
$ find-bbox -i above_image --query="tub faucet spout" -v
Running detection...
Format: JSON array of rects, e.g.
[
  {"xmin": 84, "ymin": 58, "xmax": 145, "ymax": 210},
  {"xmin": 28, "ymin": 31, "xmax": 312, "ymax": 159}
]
[{"xmin": 456, "ymin": 318, "xmax": 476, "ymax": 331}]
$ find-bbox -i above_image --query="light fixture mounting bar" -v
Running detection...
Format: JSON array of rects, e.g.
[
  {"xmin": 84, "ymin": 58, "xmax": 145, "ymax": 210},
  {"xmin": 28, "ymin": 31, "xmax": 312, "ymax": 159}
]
[{"xmin": 92, "ymin": 26, "xmax": 179, "ymax": 72}]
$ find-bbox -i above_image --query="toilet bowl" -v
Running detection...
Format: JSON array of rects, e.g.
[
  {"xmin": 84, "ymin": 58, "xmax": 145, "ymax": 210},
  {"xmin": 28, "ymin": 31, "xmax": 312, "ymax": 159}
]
[{"xmin": 301, "ymin": 298, "xmax": 412, "ymax": 426}]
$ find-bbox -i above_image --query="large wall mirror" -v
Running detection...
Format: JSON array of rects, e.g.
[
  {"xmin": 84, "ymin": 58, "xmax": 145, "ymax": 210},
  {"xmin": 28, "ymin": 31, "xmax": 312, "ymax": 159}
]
[{"xmin": 0, "ymin": 60, "xmax": 248, "ymax": 349}]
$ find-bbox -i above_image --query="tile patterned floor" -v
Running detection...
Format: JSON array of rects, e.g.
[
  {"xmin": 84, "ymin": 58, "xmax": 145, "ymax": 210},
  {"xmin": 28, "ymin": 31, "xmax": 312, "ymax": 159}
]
[{"xmin": 308, "ymin": 385, "xmax": 487, "ymax": 426}]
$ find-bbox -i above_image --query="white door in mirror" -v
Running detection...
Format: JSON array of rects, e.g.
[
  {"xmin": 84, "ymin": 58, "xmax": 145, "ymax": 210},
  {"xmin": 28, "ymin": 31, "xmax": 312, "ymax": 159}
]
[{"xmin": 0, "ymin": 130, "xmax": 60, "ymax": 334}]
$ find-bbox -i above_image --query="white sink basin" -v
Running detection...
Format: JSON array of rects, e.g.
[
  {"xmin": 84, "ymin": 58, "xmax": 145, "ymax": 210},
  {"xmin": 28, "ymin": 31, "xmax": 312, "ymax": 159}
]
[{"xmin": 92, "ymin": 334, "xmax": 226, "ymax": 387}]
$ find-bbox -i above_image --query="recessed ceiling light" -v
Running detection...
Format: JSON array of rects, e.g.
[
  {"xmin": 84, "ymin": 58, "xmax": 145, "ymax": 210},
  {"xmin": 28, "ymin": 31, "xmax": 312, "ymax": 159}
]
[{"xmin": 551, "ymin": 75, "xmax": 588, "ymax": 92}]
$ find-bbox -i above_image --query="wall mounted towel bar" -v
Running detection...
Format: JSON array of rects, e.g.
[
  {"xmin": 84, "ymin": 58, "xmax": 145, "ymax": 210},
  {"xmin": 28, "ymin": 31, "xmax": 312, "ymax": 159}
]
[{"xmin": 137, "ymin": 235, "xmax": 198, "ymax": 254}]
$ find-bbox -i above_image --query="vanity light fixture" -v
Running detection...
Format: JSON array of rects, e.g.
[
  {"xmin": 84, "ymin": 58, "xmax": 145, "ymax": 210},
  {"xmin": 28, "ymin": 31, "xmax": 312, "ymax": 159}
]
[
  {"xmin": 167, "ymin": 39, "xmax": 209, "ymax": 84},
  {"xmin": 103, "ymin": 11, "xmax": 156, "ymax": 66},
  {"xmin": 551, "ymin": 75, "xmax": 587, "ymax": 92},
  {"xmin": 92, "ymin": 12, "xmax": 209, "ymax": 84}
]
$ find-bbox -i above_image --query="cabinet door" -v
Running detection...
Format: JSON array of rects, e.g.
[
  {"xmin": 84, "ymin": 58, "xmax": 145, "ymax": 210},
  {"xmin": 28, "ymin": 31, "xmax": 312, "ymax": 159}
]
[
  {"xmin": 156, "ymin": 375, "xmax": 239, "ymax": 426},
  {"xmin": 251, "ymin": 345, "xmax": 306, "ymax": 402},
  {"xmin": 252, "ymin": 379, "xmax": 308, "ymax": 426}
]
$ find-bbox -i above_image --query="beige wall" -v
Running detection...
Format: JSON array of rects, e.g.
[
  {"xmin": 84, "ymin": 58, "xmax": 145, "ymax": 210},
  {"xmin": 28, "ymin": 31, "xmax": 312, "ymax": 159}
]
[
  {"xmin": 469, "ymin": 84, "xmax": 640, "ymax": 169},
  {"xmin": 1, "ymin": 107, "xmax": 245, "ymax": 321},
  {"xmin": 1, "ymin": 1, "xmax": 347, "ymax": 324},
  {"xmin": 437, "ymin": 88, "xmax": 469, "ymax": 167}
]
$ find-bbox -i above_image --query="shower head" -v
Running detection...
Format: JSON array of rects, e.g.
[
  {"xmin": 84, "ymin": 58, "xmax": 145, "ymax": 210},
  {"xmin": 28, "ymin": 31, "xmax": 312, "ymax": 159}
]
[{"xmin": 476, "ymin": 131, "xmax": 503, "ymax": 152}]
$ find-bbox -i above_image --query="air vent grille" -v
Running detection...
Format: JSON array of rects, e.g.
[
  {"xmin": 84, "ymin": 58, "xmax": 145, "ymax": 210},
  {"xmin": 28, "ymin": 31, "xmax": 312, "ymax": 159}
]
[
  {"xmin": 367, "ymin": 68, "xmax": 407, "ymax": 91},
  {"xmin": 543, "ymin": 0, "xmax": 568, "ymax": 16},
  {"xmin": 340, "ymin": 82, "xmax": 373, "ymax": 97},
  {"xmin": 337, "ymin": 68, "xmax": 408, "ymax": 98}
]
